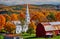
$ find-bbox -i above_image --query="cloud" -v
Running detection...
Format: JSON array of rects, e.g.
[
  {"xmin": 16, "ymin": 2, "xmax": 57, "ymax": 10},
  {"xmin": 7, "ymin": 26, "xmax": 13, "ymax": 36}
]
[{"xmin": 0, "ymin": 0, "xmax": 60, "ymax": 5}]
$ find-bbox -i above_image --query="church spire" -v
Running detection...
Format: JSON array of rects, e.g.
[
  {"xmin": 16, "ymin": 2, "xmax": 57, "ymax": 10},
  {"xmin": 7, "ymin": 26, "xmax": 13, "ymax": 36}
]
[{"xmin": 25, "ymin": 4, "xmax": 30, "ymax": 24}]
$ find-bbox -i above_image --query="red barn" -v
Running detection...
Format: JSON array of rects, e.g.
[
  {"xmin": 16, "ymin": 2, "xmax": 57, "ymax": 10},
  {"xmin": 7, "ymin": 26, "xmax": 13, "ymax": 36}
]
[
  {"xmin": 36, "ymin": 22, "xmax": 60, "ymax": 37},
  {"xmin": 53, "ymin": 25, "xmax": 60, "ymax": 35},
  {"xmin": 49, "ymin": 22, "xmax": 60, "ymax": 35}
]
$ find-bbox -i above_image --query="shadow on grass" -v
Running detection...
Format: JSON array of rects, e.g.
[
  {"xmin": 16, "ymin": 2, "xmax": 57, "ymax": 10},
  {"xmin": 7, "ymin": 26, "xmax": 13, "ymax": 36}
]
[
  {"xmin": 25, "ymin": 36, "xmax": 54, "ymax": 39},
  {"xmin": 25, "ymin": 36, "xmax": 46, "ymax": 39},
  {"xmin": 25, "ymin": 36, "xmax": 37, "ymax": 39}
]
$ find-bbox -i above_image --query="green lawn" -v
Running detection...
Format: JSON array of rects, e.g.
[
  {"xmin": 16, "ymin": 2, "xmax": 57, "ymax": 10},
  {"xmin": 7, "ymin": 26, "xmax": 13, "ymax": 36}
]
[
  {"xmin": 22, "ymin": 33, "xmax": 60, "ymax": 39},
  {"xmin": 0, "ymin": 33, "xmax": 60, "ymax": 39},
  {"xmin": 0, "ymin": 34, "xmax": 4, "ymax": 39}
]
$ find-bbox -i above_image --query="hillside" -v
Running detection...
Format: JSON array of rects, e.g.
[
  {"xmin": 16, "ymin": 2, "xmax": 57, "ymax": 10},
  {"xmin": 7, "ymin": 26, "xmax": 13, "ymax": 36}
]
[{"xmin": 0, "ymin": 4, "xmax": 60, "ymax": 22}]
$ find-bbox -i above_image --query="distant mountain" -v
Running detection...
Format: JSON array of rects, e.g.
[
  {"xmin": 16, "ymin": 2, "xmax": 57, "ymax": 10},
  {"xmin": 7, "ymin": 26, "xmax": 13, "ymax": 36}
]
[
  {"xmin": 0, "ymin": 4, "xmax": 60, "ymax": 9},
  {"xmin": 0, "ymin": 4, "xmax": 8, "ymax": 8},
  {"xmin": 32, "ymin": 4, "xmax": 60, "ymax": 7}
]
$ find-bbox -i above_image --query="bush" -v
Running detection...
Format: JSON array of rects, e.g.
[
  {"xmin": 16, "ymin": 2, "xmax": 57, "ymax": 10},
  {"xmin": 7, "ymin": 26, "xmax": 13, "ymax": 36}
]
[{"xmin": 27, "ymin": 27, "xmax": 35, "ymax": 35}]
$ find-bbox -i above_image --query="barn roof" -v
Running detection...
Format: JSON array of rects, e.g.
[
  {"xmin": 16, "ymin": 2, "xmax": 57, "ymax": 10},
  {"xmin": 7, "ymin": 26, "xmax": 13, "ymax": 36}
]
[
  {"xmin": 40, "ymin": 22, "xmax": 60, "ymax": 31},
  {"xmin": 41, "ymin": 22, "xmax": 60, "ymax": 25},
  {"xmin": 49, "ymin": 22, "xmax": 60, "ymax": 25},
  {"xmin": 44, "ymin": 25, "xmax": 58, "ymax": 31}
]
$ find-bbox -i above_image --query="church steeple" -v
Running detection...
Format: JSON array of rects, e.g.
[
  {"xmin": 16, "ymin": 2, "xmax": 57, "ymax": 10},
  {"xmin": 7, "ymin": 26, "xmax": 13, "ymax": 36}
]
[
  {"xmin": 22, "ymin": 0, "xmax": 30, "ymax": 32},
  {"xmin": 23, "ymin": 4, "xmax": 30, "ymax": 32},
  {"xmin": 25, "ymin": 4, "xmax": 30, "ymax": 24}
]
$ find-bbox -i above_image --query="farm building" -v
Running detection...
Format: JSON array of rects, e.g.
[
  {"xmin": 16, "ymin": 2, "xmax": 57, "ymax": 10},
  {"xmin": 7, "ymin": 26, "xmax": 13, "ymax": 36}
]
[{"xmin": 36, "ymin": 22, "xmax": 60, "ymax": 37}]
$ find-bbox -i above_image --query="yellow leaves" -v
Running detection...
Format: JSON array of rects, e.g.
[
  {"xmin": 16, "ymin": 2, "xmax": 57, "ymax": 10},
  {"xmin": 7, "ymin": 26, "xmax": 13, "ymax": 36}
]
[
  {"xmin": 29, "ymin": 21, "xmax": 36, "ymax": 30},
  {"xmin": 38, "ymin": 13, "xmax": 48, "ymax": 22},
  {"xmin": 30, "ymin": 11, "xmax": 48, "ymax": 22}
]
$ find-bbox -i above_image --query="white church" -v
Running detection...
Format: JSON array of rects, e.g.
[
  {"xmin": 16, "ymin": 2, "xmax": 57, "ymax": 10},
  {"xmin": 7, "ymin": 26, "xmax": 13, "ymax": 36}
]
[{"xmin": 12, "ymin": 4, "xmax": 30, "ymax": 34}]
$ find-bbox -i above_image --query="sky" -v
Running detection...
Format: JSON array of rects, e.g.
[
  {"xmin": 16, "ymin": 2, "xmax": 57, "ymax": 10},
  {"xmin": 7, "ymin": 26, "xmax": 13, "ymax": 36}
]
[{"xmin": 0, "ymin": 0, "xmax": 60, "ymax": 5}]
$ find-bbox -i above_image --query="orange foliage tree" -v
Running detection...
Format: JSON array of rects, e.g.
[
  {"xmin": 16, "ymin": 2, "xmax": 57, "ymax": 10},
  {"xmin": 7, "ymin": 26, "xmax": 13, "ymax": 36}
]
[
  {"xmin": 4, "ymin": 21, "xmax": 16, "ymax": 33},
  {"xmin": 29, "ymin": 21, "xmax": 36, "ymax": 30},
  {"xmin": 19, "ymin": 13, "xmax": 25, "ymax": 19},
  {"xmin": 3, "ymin": 14, "xmax": 11, "ymax": 21},
  {"xmin": 55, "ymin": 13, "xmax": 60, "ymax": 21},
  {"xmin": 11, "ymin": 14, "xmax": 18, "ymax": 21},
  {"xmin": 30, "ymin": 12, "xmax": 48, "ymax": 22},
  {"xmin": 0, "ymin": 15, "xmax": 6, "ymax": 31}
]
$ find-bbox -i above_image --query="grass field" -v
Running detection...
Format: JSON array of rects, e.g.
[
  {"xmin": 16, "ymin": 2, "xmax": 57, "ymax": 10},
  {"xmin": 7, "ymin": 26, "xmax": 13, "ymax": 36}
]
[
  {"xmin": 22, "ymin": 33, "xmax": 60, "ymax": 39},
  {"xmin": 0, "ymin": 33, "xmax": 60, "ymax": 39}
]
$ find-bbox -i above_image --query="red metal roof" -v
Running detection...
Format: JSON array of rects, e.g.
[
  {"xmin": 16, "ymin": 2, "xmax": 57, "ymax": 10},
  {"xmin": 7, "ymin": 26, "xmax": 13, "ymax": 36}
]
[{"xmin": 40, "ymin": 22, "xmax": 60, "ymax": 31}]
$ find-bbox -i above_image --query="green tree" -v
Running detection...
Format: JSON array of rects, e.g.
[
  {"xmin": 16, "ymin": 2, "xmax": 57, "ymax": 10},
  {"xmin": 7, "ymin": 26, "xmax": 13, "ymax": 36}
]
[{"xmin": 47, "ymin": 12, "xmax": 56, "ymax": 21}]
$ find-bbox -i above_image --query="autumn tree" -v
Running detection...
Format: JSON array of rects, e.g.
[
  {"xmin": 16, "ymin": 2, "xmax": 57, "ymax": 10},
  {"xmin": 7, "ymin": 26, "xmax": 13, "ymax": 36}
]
[
  {"xmin": 0, "ymin": 15, "xmax": 6, "ymax": 32},
  {"xmin": 0, "ymin": 15, "xmax": 6, "ymax": 26},
  {"xmin": 30, "ymin": 11, "xmax": 48, "ymax": 22},
  {"xmin": 3, "ymin": 14, "xmax": 11, "ymax": 21},
  {"xmin": 27, "ymin": 21, "xmax": 36, "ymax": 35},
  {"xmin": 55, "ymin": 13, "xmax": 60, "ymax": 21},
  {"xmin": 0, "ymin": 15, "xmax": 6, "ymax": 27},
  {"xmin": 11, "ymin": 14, "xmax": 18, "ymax": 21},
  {"xmin": 4, "ymin": 21, "xmax": 16, "ymax": 34},
  {"xmin": 29, "ymin": 21, "xmax": 36, "ymax": 31}
]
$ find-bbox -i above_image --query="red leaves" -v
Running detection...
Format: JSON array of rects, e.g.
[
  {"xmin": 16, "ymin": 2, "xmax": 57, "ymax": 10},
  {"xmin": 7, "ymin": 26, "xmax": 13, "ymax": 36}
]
[
  {"xmin": 20, "ymin": 13, "xmax": 26, "ymax": 18},
  {"xmin": 56, "ymin": 13, "xmax": 60, "ymax": 21}
]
